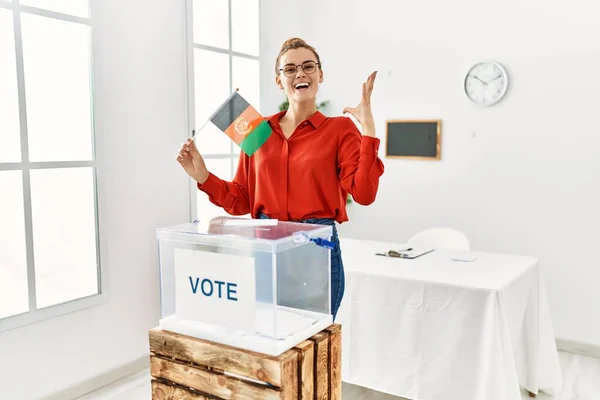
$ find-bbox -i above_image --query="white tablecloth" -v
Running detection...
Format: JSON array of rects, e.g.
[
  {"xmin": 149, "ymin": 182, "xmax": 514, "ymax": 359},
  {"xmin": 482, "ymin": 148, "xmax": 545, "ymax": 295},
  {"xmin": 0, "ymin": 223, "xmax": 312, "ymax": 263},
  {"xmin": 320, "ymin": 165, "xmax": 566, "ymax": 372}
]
[{"xmin": 337, "ymin": 238, "xmax": 563, "ymax": 400}]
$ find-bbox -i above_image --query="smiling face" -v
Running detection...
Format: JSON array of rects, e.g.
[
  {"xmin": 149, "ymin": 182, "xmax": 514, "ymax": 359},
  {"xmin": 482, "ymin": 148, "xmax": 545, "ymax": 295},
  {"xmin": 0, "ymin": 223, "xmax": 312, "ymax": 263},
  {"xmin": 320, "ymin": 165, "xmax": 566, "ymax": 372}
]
[{"xmin": 275, "ymin": 48, "xmax": 323, "ymax": 106}]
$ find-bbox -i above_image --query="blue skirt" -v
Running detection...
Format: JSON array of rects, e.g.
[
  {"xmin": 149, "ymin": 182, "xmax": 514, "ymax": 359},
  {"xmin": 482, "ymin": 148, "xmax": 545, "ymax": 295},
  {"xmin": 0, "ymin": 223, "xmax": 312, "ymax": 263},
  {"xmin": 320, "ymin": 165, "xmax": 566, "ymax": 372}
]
[{"xmin": 258, "ymin": 213, "xmax": 345, "ymax": 321}]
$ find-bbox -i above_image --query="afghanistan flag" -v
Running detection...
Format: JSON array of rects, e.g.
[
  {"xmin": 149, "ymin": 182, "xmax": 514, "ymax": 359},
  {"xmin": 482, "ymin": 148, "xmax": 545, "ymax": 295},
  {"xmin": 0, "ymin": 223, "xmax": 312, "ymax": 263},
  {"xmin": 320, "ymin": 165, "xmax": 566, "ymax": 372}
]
[{"xmin": 209, "ymin": 91, "xmax": 272, "ymax": 156}]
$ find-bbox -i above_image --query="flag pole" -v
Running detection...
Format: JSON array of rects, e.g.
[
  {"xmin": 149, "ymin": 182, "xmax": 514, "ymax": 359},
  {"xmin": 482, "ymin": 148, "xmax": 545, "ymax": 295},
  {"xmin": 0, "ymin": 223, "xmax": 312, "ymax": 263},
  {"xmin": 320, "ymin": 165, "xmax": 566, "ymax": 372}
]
[{"xmin": 190, "ymin": 88, "xmax": 239, "ymax": 141}]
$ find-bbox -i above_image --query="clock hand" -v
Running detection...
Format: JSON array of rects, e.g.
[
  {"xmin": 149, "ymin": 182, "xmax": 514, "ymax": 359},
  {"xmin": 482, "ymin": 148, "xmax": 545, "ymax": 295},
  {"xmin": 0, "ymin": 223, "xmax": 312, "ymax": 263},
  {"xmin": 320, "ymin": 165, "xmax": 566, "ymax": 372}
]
[
  {"xmin": 472, "ymin": 75, "xmax": 487, "ymax": 84},
  {"xmin": 488, "ymin": 74, "xmax": 502, "ymax": 82}
]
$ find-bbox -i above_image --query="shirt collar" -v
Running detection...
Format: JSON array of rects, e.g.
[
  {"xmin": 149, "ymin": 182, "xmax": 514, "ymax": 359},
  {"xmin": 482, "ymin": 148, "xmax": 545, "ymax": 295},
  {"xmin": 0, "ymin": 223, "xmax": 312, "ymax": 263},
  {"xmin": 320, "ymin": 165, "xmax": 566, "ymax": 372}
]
[
  {"xmin": 308, "ymin": 111, "xmax": 327, "ymax": 128},
  {"xmin": 267, "ymin": 110, "xmax": 327, "ymax": 129}
]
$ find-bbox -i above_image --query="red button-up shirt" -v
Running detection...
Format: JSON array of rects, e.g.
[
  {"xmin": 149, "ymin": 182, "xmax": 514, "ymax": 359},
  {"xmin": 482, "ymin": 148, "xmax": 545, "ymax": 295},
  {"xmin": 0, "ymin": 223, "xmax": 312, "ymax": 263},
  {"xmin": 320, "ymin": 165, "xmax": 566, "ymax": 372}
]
[{"xmin": 197, "ymin": 110, "xmax": 384, "ymax": 223}]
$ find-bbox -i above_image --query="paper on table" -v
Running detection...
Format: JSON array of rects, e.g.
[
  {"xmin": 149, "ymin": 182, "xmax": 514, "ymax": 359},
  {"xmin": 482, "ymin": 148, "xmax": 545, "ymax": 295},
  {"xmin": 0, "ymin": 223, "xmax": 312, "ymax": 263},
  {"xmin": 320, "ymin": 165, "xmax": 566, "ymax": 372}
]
[{"xmin": 451, "ymin": 254, "xmax": 478, "ymax": 262}]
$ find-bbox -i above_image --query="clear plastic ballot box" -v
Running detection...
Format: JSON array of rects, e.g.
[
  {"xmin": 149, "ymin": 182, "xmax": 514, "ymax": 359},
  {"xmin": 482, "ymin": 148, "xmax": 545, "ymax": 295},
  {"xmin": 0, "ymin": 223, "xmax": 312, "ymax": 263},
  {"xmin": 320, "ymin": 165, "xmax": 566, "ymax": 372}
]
[{"xmin": 156, "ymin": 216, "xmax": 334, "ymax": 356}]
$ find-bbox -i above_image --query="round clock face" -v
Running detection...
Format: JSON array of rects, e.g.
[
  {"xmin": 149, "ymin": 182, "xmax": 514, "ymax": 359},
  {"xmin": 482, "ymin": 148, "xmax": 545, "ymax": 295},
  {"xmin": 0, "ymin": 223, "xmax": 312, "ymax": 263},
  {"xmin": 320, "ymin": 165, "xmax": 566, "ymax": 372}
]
[{"xmin": 464, "ymin": 61, "xmax": 508, "ymax": 106}]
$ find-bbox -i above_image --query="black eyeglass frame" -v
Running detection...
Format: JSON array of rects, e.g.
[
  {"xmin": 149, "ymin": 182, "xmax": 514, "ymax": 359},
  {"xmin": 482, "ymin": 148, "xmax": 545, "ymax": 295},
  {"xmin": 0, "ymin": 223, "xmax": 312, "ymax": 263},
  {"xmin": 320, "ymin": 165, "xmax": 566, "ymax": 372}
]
[{"xmin": 278, "ymin": 61, "xmax": 321, "ymax": 77}]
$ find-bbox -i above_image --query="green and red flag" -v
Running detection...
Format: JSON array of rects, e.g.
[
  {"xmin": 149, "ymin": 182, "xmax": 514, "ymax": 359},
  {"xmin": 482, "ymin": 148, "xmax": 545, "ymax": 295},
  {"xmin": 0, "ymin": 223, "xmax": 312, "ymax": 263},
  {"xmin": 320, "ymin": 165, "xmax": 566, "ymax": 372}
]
[{"xmin": 207, "ymin": 91, "xmax": 272, "ymax": 156}]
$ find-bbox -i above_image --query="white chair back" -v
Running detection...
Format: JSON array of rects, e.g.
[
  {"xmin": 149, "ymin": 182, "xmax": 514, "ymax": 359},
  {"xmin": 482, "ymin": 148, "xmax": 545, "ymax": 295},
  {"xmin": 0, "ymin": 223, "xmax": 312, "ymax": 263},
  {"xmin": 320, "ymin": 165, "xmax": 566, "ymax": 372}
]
[{"xmin": 407, "ymin": 227, "xmax": 471, "ymax": 251}]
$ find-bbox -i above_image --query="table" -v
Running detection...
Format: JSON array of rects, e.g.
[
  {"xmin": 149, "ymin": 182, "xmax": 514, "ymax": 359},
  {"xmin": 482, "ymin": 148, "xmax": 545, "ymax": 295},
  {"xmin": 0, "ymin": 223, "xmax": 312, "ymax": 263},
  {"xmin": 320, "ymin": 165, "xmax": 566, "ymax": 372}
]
[{"xmin": 336, "ymin": 237, "xmax": 563, "ymax": 400}]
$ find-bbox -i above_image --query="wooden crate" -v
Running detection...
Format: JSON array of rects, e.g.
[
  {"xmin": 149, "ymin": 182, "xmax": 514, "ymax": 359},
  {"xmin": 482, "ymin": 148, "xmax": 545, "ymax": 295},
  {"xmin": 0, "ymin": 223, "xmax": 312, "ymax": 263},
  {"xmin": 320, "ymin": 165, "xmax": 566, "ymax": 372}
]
[{"xmin": 149, "ymin": 324, "xmax": 341, "ymax": 400}]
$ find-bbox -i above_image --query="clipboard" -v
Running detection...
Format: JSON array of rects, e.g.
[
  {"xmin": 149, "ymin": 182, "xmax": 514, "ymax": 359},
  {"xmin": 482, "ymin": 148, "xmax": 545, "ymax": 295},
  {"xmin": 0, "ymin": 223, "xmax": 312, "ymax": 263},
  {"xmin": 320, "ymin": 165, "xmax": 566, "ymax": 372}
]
[{"xmin": 375, "ymin": 246, "xmax": 434, "ymax": 259}]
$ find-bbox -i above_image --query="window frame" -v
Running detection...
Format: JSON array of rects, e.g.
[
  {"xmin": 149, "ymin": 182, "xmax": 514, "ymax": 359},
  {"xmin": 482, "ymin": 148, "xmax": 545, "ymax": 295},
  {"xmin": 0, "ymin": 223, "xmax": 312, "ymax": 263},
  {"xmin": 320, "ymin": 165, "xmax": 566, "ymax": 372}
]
[
  {"xmin": 185, "ymin": 0, "xmax": 260, "ymax": 222},
  {"xmin": 0, "ymin": 0, "xmax": 106, "ymax": 333}
]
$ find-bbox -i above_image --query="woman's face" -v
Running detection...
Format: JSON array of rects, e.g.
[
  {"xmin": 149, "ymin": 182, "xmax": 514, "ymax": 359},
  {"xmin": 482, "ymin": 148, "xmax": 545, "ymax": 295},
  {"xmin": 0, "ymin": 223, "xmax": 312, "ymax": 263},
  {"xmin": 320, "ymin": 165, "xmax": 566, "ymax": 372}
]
[{"xmin": 276, "ymin": 48, "xmax": 323, "ymax": 105}]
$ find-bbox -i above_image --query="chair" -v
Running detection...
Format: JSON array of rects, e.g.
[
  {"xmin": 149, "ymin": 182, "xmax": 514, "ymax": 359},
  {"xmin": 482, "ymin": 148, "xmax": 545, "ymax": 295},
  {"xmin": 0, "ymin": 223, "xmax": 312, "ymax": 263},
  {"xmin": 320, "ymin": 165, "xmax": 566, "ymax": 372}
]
[{"xmin": 407, "ymin": 227, "xmax": 471, "ymax": 251}]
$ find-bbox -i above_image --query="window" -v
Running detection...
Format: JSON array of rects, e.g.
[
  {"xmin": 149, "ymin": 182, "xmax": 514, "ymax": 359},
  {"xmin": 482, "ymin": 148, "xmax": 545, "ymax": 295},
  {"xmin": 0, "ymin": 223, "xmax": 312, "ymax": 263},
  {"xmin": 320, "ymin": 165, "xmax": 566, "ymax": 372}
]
[
  {"xmin": 188, "ymin": 0, "xmax": 260, "ymax": 221},
  {"xmin": 0, "ymin": 1, "xmax": 101, "ymax": 331}
]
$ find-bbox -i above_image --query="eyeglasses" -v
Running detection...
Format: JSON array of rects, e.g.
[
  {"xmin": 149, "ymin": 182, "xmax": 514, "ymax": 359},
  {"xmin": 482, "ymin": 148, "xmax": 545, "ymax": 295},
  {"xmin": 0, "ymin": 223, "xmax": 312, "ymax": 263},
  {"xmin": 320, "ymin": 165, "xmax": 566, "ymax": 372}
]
[{"xmin": 279, "ymin": 61, "xmax": 320, "ymax": 78}]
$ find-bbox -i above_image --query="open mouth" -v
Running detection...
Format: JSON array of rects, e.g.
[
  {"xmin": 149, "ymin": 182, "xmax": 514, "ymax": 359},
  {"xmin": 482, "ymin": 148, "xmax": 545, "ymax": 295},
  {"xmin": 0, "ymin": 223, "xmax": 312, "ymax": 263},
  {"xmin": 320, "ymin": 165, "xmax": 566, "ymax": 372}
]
[{"xmin": 294, "ymin": 82, "xmax": 310, "ymax": 91}]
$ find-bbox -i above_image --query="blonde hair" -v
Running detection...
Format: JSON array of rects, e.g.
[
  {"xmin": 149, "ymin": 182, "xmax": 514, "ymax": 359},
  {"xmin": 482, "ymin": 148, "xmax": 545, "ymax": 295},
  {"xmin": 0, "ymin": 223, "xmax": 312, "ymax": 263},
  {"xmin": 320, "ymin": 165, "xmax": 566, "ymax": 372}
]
[{"xmin": 275, "ymin": 37, "xmax": 322, "ymax": 74}]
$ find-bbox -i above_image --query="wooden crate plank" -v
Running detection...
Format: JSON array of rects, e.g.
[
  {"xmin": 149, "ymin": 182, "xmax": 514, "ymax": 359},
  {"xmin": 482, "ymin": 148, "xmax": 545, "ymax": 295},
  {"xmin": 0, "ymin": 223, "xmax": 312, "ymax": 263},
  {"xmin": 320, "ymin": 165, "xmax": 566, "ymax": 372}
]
[
  {"xmin": 149, "ymin": 328, "xmax": 285, "ymax": 387},
  {"xmin": 310, "ymin": 332, "xmax": 330, "ymax": 400},
  {"xmin": 151, "ymin": 355, "xmax": 288, "ymax": 400},
  {"xmin": 293, "ymin": 340, "xmax": 314, "ymax": 400},
  {"xmin": 280, "ymin": 350, "xmax": 299, "ymax": 400},
  {"xmin": 324, "ymin": 325, "xmax": 342, "ymax": 400},
  {"xmin": 151, "ymin": 380, "xmax": 211, "ymax": 400}
]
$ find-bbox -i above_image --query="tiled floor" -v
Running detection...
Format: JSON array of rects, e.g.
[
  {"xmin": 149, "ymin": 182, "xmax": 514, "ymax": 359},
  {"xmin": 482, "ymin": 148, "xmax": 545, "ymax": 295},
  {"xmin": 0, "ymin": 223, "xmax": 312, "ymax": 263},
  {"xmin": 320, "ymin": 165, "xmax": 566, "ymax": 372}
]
[{"xmin": 76, "ymin": 351, "xmax": 600, "ymax": 400}]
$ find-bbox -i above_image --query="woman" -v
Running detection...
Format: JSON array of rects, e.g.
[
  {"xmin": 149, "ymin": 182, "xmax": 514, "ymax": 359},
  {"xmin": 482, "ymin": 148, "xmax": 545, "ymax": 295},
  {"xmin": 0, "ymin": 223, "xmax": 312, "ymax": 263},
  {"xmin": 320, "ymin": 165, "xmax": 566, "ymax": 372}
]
[{"xmin": 177, "ymin": 38, "xmax": 384, "ymax": 320}]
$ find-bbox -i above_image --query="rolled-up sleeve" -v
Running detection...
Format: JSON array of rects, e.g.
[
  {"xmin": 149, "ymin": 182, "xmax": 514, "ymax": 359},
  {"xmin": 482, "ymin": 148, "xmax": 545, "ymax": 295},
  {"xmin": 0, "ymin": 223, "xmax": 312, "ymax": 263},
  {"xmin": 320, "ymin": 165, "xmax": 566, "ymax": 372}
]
[
  {"xmin": 197, "ymin": 152, "xmax": 251, "ymax": 215},
  {"xmin": 337, "ymin": 118, "xmax": 385, "ymax": 205}
]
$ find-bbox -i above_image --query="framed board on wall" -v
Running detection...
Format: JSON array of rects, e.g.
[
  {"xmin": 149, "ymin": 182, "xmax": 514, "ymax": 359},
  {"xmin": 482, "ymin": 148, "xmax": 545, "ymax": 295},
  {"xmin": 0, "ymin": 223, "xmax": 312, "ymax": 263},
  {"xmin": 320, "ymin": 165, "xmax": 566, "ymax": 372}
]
[{"xmin": 385, "ymin": 120, "xmax": 441, "ymax": 160}]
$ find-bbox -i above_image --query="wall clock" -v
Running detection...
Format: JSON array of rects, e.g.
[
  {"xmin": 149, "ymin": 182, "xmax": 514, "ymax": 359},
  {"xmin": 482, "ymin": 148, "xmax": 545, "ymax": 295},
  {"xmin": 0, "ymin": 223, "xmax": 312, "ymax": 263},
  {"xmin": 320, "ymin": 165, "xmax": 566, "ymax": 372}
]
[{"xmin": 464, "ymin": 61, "xmax": 508, "ymax": 106}]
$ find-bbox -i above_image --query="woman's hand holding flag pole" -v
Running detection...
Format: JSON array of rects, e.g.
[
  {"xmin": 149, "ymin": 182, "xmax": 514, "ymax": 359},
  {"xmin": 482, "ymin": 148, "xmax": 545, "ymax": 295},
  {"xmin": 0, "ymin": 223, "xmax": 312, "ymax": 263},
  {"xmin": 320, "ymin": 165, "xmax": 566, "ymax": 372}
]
[{"xmin": 178, "ymin": 89, "xmax": 272, "ymax": 184}]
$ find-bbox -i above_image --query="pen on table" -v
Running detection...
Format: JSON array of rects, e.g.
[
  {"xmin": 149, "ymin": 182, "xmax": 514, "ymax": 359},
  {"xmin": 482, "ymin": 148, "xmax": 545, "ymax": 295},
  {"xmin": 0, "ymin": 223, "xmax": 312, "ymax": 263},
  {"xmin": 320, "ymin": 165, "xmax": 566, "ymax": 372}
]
[{"xmin": 375, "ymin": 248, "xmax": 413, "ymax": 257}]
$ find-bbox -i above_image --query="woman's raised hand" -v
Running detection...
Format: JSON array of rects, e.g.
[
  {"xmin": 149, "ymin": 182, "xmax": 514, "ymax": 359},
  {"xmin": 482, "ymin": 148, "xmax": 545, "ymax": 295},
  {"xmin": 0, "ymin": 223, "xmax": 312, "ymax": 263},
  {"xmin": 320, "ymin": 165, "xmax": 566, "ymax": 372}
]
[{"xmin": 343, "ymin": 71, "xmax": 377, "ymax": 137}]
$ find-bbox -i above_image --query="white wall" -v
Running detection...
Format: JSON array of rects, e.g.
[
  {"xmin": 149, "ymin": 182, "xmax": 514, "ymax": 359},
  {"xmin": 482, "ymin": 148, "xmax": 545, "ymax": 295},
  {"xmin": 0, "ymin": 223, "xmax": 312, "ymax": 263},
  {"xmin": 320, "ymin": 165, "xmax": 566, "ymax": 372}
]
[
  {"xmin": 260, "ymin": 0, "xmax": 600, "ymax": 346},
  {"xmin": 0, "ymin": 0, "xmax": 189, "ymax": 398}
]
